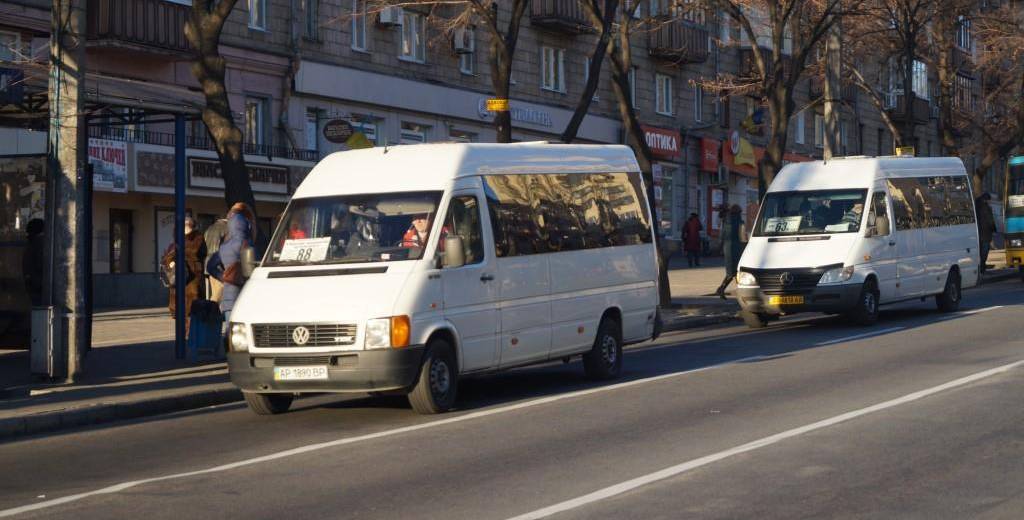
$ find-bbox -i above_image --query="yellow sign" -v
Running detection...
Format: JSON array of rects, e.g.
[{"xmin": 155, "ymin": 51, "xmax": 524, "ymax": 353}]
[
  {"xmin": 735, "ymin": 137, "xmax": 756, "ymax": 167},
  {"xmin": 345, "ymin": 132, "xmax": 373, "ymax": 150},
  {"xmin": 486, "ymin": 98, "xmax": 510, "ymax": 112},
  {"xmin": 896, "ymin": 146, "xmax": 915, "ymax": 157}
]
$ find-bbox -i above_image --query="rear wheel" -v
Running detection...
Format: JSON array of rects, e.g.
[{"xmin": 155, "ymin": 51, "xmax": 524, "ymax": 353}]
[
  {"xmin": 243, "ymin": 392, "xmax": 293, "ymax": 415},
  {"xmin": 935, "ymin": 269, "xmax": 962, "ymax": 312},
  {"xmin": 583, "ymin": 317, "xmax": 622, "ymax": 380},
  {"xmin": 408, "ymin": 339, "xmax": 458, "ymax": 414},
  {"xmin": 741, "ymin": 311, "xmax": 769, "ymax": 329},
  {"xmin": 846, "ymin": 279, "xmax": 880, "ymax": 326}
]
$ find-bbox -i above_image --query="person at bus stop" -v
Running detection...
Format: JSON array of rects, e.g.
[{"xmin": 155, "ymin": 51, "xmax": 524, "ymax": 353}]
[
  {"xmin": 976, "ymin": 192, "xmax": 997, "ymax": 273},
  {"xmin": 715, "ymin": 205, "xmax": 745, "ymax": 299},
  {"xmin": 217, "ymin": 203, "xmax": 255, "ymax": 319},
  {"xmin": 204, "ymin": 217, "xmax": 227, "ymax": 302},
  {"xmin": 161, "ymin": 216, "xmax": 207, "ymax": 334},
  {"xmin": 682, "ymin": 213, "xmax": 703, "ymax": 268}
]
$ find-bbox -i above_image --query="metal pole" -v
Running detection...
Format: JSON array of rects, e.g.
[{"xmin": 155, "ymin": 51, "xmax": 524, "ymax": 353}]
[{"xmin": 174, "ymin": 114, "xmax": 186, "ymax": 359}]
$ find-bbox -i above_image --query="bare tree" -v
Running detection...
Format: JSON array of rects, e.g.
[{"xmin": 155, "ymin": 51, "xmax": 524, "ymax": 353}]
[
  {"xmin": 562, "ymin": 0, "xmax": 620, "ymax": 143},
  {"xmin": 467, "ymin": 0, "xmax": 530, "ymax": 142},
  {"xmin": 184, "ymin": 0, "xmax": 256, "ymax": 212}
]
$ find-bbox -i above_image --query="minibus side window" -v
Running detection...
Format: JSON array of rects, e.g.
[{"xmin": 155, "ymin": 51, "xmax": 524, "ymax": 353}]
[
  {"xmin": 442, "ymin": 196, "xmax": 484, "ymax": 265},
  {"xmin": 869, "ymin": 192, "xmax": 890, "ymax": 235}
]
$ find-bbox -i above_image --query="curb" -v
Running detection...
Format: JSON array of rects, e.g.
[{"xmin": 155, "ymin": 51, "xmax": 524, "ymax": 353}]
[
  {"xmin": 0, "ymin": 386, "xmax": 242, "ymax": 441},
  {"xmin": 662, "ymin": 312, "xmax": 739, "ymax": 332}
]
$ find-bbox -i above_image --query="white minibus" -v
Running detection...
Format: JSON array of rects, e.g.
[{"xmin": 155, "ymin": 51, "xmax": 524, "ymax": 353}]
[
  {"xmin": 227, "ymin": 143, "xmax": 660, "ymax": 415},
  {"xmin": 737, "ymin": 156, "xmax": 980, "ymax": 328}
]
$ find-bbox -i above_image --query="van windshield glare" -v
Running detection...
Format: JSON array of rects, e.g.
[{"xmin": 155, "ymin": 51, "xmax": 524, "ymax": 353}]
[
  {"xmin": 265, "ymin": 192, "xmax": 443, "ymax": 266},
  {"xmin": 754, "ymin": 189, "xmax": 868, "ymax": 237}
]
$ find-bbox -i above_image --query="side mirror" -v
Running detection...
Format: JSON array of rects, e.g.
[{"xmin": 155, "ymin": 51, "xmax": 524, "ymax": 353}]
[
  {"xmin": 240, "ymin": 245, "xmax": 257, "ymax": 279},
  {"xmin": 442, "ymin": 236, "xmax": 465, "ymax": 269},
  {"xmin": 875, "ymin": 216, "xmax": 890, "ymax": 237}
]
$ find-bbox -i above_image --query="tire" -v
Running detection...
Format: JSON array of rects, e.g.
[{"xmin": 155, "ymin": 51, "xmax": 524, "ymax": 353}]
[
  {"xmin": 741, "ymin": 311, "xmax": 769, "ymax": 329},
  {"xmin": 935, "ymin": 269, "xmax": 962, "ymax": 312},
  {"xmin": 847, "ymin": 279, "xmax": 880, "ymax": 326},
  {"xmin": 243, "ymin": 392, "xmax": 293, "ymax": 415},
  {"xmin": 408, "ymin": 339, "xmax": 458, "ymax": 414},
  {"xmin": 583, "ymin": 317, "xmax": 623, "ymax": 380}
]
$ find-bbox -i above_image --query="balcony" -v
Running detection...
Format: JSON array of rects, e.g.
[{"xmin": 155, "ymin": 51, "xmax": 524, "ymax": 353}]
[
  {"xmin": 739, "ymin": 46, "xmax": 793, "ymax": 81},
  {"xmin": 530, "ymin": 0, "xmax": 592, "ymax": 35},
  {"xmin": 88, "ymin": 125, "xmax": 319, "ymax": 162},
  {"xmin": 952, "ymin": 47, "xmax": 974, "ymax": 73},
  {"xmin": 87, "ymin": 0, "xmax": 191, "ymax": 56},
  {"xmin": 884, "ymin": 92, "xmax": 930, "ymax": 124},
  {"xmin": 809, "ymin": 77, "xmax": 857, "ymax": 103},
  {"xmin": 648, "ymin": 20, "xmax": 709, "ymax": 64}
]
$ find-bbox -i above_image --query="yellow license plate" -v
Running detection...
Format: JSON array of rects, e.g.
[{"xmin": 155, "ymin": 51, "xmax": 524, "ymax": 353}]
[{"xmin": 768, "ymin": 295, "xmax": 804, "ymax": 305}]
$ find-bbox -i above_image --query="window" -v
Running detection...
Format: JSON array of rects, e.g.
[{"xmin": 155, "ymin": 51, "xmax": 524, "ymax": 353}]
[
  {"xmin": 754, "ymin": 190, "xmax": 868, "ymax": 236},
  {"xmin": 887, "ymin": 176, "xmax": 976, "ymax": 231},
  {"xmin": 681, "ymin": 0, "xmax": 706, "ymax": 24},
  {"xmin": 305, "ymin": 108, "xmax": 319, "ymax": 152},
  {"xmin": 912, "ymin": 60, "xmax": 929, "ymax": 100},
  {"xmin": 719, "ymin": 10, "xmax": 731, "ymax": 43},
  {"xmin": 248, "ymin": 0, "xmax": 267, "ymax": 30},
  {"xmin": 458, "ymin": 27, "xmax": 475, "ymax": 75},
  {"xmin": 583, "ymin": 58, "xmax": 599, "ymax": 101},
  {"xmin": 814, "ymin": 114, "xmax": 824, "ymax": 148},
  {"xmin": 244, "ymin": 97, "xmax": 268, "ymax": 147},
  {"xmin": 351, "ymin": 0, "xmax": 367, "ymax": 50},
  {"xmin": 628, "ymin": 67, "xmax": 638, "ymax": 109},
  {"xmin": 877, "ymin": 128, "xmax": 885, "ymax": 156},
  {"xmin": 541, "ymin": 46, "xmax": 566, "ymax": 93},
  {"xmin": 484, "ymin": 173, "xmax": 652, "ymax": 257},
  {"xmin": 954, "ymin": 74, "xmax": 974, "ymax": 110},
  {"xmin": 352, "ymin": 118, "xmax": 378, "ymax": 145},
  {"xmin": 719, "ymin": 94, "xmax": 730, "ymax": 128},
  {"xmin": 956, "ymin": 16, "xmax": 972, "ymax": 51},
  {"xmin": 693, "ymin": 84, "xmax": 703, "ymax": 122},
  {"xmin": 656, "ymin": 73, "xmax": 673, "ymax": 115},
  {"xmin": 840, "ymin": 120, "xmax": 848, "ymax": 153},
  {"xmin": 400, "ymin": 122, "xmax": 428, "ymax": 144},
  {"xmin": 0, "ymin": 30, "xmax": 20, "ymax": 61},
  {"xmin": 649, "ymin": 0, "xmax": 669, "ymax": 17},
  {"xmin": 867, "ymin": 191, "xmax": 890, "ymax": 235},
  {"xmin": 624, "ymin": 0, "xmax": 643, "ymax": 18},
  {"xmin": 400, "ymin": 11, "xmax": 426, "ymax": 62},
  {"xmin": 305, "ymin": 0, "xmax": 319, "ymax": 39},
  {"xmin": 794, "ymin": 111, "xmax": 805, "ymax": 145},
  {"xmin": 109, "ymin": 209, "xmax": 133, "ymax": 274},
  {"xmin": 441, "ymin": 196, "xmax": 484, "ymax": 265},
  {"xmin": 448, "ymin": 129, "xmax": 476, "ymax": 143}
]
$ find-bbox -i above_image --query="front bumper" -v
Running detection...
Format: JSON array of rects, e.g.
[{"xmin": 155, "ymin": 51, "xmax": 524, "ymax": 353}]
[
  {"xmin": 737, "ymin": 283, "xmax": 862, "ymax": 315},
  {"xmin": 228, "ymin": 346, "xmax": 425, "ymax": 394}
]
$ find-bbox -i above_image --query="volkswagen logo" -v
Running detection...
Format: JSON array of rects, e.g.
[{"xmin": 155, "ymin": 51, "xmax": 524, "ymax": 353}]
[
  {"xmin": 779, "ymin": 272, "xmax": 795, "ymax": 286},
  {"xmin": 291, "ymin": 326, "xmax": 311, "ymax": 345}
]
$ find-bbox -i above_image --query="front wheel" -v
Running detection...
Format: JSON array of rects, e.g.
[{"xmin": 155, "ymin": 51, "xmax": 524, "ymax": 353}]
[
  {"xmin": 243, "ymin": 392, "xmax": 293, "ymax": 415},
  {"xmin": 408, "ymin": 340, "xmax": 458, "ymax": 414},
  {"xmin": 846, "ymin": 279, "xmax": 880, "ymax": 326},
  {"xmin": 583, "ymin": 318, "xmax": 622, "ymax": 380},
  {"xmin": 935, "ymin": 269, "xmax": 962, "ymax": 312}
]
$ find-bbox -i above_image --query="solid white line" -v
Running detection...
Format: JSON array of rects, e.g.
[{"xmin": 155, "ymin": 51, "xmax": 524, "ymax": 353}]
[
  {"xmin": 816, "ymin": 327, "xmax": 905, "ymax": 346},
  {"xmin": 0, "ymin": 354, "xmax": 769, "ymax": 518},
  {"xmin": 956, "ymin": 305, "xmax": 1004, "ymax": 316},
  {"xmin": 506, "ymin": 358, "xmax": 1024, "ymax": 520}
]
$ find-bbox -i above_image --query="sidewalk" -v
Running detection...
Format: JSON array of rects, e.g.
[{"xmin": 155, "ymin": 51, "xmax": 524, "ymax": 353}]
[{"xmin": 1, "ymin": 251, "xmax": 1018, "ymax": 440}]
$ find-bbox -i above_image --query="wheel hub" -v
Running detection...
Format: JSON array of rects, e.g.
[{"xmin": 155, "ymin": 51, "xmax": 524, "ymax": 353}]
[
  {"xmin": 601, "ymin": 335, "xmax": 618, "ymax": 366},
  {"xmin": 430, "ymin": 359, "xmax": 450, "ymax": 395}
]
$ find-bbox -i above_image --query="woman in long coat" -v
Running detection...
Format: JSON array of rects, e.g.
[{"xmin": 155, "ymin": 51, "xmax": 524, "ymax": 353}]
[{"xmin": 162, "ymin": 216, "xmax": 207, "ymax": 324}]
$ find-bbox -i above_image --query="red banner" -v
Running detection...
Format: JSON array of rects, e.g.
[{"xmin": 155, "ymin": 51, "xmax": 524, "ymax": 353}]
[
  {"xmin": 641, "ymin": 125, "xmax": 682, "ymax": 161},
  {"xmin": 699, "ymin": 138, "xmax": 720, "ymax": 172}
]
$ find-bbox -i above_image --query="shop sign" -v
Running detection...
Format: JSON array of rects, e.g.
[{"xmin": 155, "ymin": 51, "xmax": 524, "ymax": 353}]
[
  {"xmin": 477, "ymin": 98, "xmax": 553, "ymax": 127},
  {"xmin": 188, "ymin": 157, "xmax": 290, "ymax": 195},
  {"xmin": 0, "ymin": 67, "xmax": 24, "ymax": 105},
  {"xmin": 322, "ymin": 119, "xmax": 354, "ymax": 144},
  {"xmin": 485, "ymin": 99, "xmax": 510, "ymax": 112},
  {"xmin": 89, "ymin": 138, "xmax": 128, "ymax": 193},
  {"xmin": 700, "ymin": 138, "xmax": 720, "ymax": 172},
  {"xmin": 641, "ymin": 125, "xmax": 681, "ymax": 161}
]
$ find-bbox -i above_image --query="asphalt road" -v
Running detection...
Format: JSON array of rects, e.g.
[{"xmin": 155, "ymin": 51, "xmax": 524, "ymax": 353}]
[{"xmin": 1, "ymin": 279, "xmax": 1023, "ymax": 519}]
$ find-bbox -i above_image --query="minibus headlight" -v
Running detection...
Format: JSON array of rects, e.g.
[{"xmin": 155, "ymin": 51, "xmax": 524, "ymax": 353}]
[
  {"xmin": 229, "ymin": 323, "xmax": 250, "ymax": 352},
  {"xmin": 819, "ymin": 265, "xmax": 855, "ymax": 285},
  {"xmin": 1010, "ymin": 238, "xmax": 1023, "ymax": 248},
  {"xmin": 365, "ymin": 318, "xmax": 391, "ymax": 349},
  {"xmin": 736, "ymin": 271, "xmax": 758, "ymax": 287}
]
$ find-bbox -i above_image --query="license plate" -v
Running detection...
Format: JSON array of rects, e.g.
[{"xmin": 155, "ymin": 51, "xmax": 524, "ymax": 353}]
[
  {"xmin": 273, "ymin": 366, "xmax": 328, "ymax": 381},
  {"xmin": 768, "ymin": 295, "xmax": 804, "ymax": 305}
]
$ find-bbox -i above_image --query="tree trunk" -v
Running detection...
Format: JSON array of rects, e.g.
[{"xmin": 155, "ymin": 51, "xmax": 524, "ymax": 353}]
[
  {"xmin": 562, "ymin": 0, "xmax": 618, "ymax": 143},
  {"xmin": 758, "ymin": 85, "xmax": 791, "ymax": 197},
  {"xmin": 490, "ymin": 38, "xmax": 513, "ymax": 143},
  {"xmin": 901, "ymin": 43, "xmax": 917, "ymax": 149},
  {"xmin": 185, "ymin": 0, "xmax": 256, "ymax": 213}
]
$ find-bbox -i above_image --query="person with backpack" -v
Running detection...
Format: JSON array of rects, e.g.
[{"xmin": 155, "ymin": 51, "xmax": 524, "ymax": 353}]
[{"xmin": 211, "ymin": 203, "xmax": 256, "ymax": 319}]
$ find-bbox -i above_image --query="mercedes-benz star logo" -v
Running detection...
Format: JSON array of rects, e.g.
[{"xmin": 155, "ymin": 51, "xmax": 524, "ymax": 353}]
[
  {"xmin": 292, "ymin": 326, "xmax": 311, "ymax": 345},
  {"xmin": 779, "ymin": 272, "xmax": 795, "ymax": 286}
]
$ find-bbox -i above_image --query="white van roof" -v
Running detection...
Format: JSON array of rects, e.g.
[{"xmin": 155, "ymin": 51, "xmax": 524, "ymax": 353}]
[
  {"xmin": 293, "ymin": 142, "xmax": 641, "ymax": 199},
  {"xmin": 770, "ymin": 156, "xmax": 968, "ymax": 192}
]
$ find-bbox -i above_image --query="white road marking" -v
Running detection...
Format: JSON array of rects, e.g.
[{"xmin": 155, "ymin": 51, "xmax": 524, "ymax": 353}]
[
  {"xmin": 955, "ymin": 305, "xmax": 1004, "ymax": 316},
  {"xmin": 815, "ymin": 327, "xmax": 905, "ymax": 346},
  {"xmin": 0, "ymin": 354, "xmax": 770, "ymax": 518},
  {"xmin": 506, "ymin": 358, "xmax": 1024, "ymax": 520}
]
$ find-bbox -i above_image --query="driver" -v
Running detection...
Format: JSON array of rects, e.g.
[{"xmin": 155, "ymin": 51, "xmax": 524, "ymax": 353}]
[
  {"xmin": 401, "ymin": 213, "xmax": 431, "ymax": 248},
  {"xmin": 841, "ymin": 202, "xmax": 865, "ymax": 227}
]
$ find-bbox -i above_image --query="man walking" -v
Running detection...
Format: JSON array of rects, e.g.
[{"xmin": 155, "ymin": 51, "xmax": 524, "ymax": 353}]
[
  {"xmin": 681, "ymin": 213, "xmax": 703, "ymax": 268},
  {"xmin": 975, "ymin": 193, "xmax": 996, "ymax": 274}
]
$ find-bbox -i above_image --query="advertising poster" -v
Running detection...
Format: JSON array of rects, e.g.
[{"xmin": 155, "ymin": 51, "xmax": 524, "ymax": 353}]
[{"xmin": 89, "ymin": 138, "xmax": 128, "ymax": 193}]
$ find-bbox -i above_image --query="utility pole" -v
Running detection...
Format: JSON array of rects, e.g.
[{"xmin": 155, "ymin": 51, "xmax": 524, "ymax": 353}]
[
  {"xmin": 822, "ymin": 20, "xmax": 842, "ymax": 161},
  {"xmin": 46, "ymin": 0, "xmax": 88, "ymax": 381}
]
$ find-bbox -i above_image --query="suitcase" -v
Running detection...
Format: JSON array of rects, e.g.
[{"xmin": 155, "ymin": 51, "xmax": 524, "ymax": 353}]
[{"xmin": 187, "ymin": 299, "xmax": 224, "ymax": 362}]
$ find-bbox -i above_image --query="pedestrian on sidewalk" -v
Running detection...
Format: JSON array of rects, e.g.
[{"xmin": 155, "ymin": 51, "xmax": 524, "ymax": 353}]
[
  {"xmin": 162, "ymin": 216, "xmax": 207, "ymax": 333},
  {"xmin": 204, "ymin": 217, "xmax": 228, "ymax": 302},
  {"xmin": 682, "ymin": 213, "xmax": 703, "ymax": 268},
  {"xmin": 216, "ymin": 203, "xmax": 256, "ymax": 321},
  {"xmin": 715, "ymin": 205, "xmax": 745, "ymax": 299},
  {"xmin": 975, "ymin": 193, "xmax": 996, "ymax": 274}
]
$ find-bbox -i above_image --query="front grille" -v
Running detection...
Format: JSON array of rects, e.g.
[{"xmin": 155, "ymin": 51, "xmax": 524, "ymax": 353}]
[
  {"xmin": 273, "ymin": 356, "xmax": 332, "ymax": 366},
  {"xmin": 746, "ymin": 267, "xmax": 833, "ymax": 294},
  {"xmin": 251, "ymin": 323, "xmax": 358, "ymax": 348}
]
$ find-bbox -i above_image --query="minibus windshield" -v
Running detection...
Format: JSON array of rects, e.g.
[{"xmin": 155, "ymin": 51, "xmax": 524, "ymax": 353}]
[
  {"xmin": 265, "ymin": 191, "xmax": 443, "ymax": 266},
  {"xmin": 754, "ymin": 189, "xmax": 868, "ymax": 237}
]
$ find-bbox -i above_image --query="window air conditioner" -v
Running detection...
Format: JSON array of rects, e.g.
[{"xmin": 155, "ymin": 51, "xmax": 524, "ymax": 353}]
[
  {"xmin": 378, "ymin": 6, "xmax": 403, "ymax": 26},
  {"xmin": 453, "ymin": 27, "xmax": 473, "ymax": 54}
]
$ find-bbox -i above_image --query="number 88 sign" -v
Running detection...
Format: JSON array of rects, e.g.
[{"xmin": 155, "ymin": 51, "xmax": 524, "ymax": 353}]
[{"xmin": 279, "ymin": 237, "xmax": 331, "ymax": 263}]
